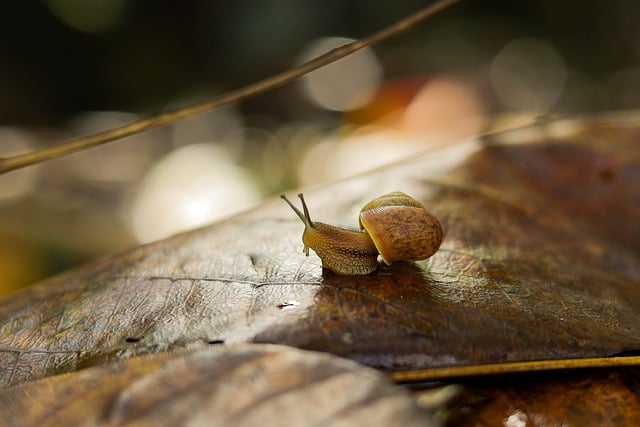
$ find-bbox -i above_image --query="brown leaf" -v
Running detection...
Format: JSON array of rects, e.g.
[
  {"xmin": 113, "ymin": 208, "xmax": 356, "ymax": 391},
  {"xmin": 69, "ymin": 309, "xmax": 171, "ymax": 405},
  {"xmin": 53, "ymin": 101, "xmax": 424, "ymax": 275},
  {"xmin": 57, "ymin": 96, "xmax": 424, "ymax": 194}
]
[
  {"xmin": 439, "ymin": 367, "xmax": 640, "ymax": 426},
  {"xmin": 0, "ymin": 116, "xmax": 639, "ymax": 391},
  {"xmin": 0, "ymin": 343, "xmax": 435, "ymax": 427}
]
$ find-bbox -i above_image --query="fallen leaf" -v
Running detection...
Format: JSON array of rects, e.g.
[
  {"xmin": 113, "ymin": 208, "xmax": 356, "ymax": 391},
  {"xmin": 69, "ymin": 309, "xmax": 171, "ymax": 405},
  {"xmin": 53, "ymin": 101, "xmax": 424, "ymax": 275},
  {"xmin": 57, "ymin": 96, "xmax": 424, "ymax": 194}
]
[
  {"xmin": 0, "ymin": 115, "xmax": 639, "ymax": 392},
  {"xmin": 438, "ymin": 367, "xmax": 640, "ymax": 426},
  {"xmin": 0, "ymin": 343, "xmax": 435, "ymax": 427}
]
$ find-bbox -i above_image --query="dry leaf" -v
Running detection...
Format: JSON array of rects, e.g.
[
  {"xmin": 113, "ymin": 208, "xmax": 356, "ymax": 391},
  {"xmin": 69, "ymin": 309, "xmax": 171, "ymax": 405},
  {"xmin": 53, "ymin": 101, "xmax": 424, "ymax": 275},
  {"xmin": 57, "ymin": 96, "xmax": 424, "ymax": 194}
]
[
  {"xmin": 0, "ymin": 116, "xmax": 639, "ymax": 425},
  {"xmin": 0, "ymin": 343, "xmax": 435, "ymax": 427},
  {"xmin": 437, "ymin": 367, "xmax": 640, "ymax": 426}
]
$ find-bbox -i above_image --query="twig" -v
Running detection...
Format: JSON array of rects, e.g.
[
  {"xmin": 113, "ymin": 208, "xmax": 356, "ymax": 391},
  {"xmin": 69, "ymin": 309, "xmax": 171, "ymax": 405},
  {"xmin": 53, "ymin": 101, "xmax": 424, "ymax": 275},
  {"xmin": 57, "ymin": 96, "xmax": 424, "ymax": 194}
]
[
  {"xmin": 389, "ymin": 355, "xmax": 640, "ymax": 383},
  {"xmin": 0, "ymin": 0, "xmax": 459, "ymax": 174}
]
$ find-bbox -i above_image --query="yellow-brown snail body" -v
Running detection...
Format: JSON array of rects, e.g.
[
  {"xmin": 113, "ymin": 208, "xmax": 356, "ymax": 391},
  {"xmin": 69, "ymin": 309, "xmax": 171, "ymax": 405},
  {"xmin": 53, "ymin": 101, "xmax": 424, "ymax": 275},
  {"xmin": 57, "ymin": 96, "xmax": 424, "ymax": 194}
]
[{"xmin": 281, "ymin": 191, "xmax": 442, "ymax": 275}]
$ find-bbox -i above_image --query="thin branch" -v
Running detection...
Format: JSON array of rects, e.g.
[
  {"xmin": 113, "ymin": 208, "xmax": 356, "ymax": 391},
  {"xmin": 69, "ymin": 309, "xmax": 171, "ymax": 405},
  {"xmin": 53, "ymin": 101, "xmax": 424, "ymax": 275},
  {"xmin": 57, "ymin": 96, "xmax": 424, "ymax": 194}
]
[
  {"xmin": 389, "ymin": 355, "xmax": 640, "ymax": 383},
  {"xmin": 0, "ymin": 0, "xmax": 459, "ymax": 174}
]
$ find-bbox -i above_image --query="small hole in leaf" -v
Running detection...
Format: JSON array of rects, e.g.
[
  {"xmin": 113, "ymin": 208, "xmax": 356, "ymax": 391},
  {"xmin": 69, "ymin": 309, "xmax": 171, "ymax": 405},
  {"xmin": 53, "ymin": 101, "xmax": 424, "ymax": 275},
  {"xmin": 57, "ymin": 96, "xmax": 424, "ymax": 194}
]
[
  {"xmin": 124, "ymin": 336, "xmax": 143, "ymax": 343},
  {"xmin": 598, "ymin": 167, "xmax": 615, "ymax": 182},
  {"xmin": 207, "ymin": 339, "xmax": 225, "ymax": 345},
  {"xmin": 277, "ymin": 300, "xmax": 300, "ymax": 309},
  {"xmin": 595, "ymin": 158, "xmax": 617, "ymax": 183}
]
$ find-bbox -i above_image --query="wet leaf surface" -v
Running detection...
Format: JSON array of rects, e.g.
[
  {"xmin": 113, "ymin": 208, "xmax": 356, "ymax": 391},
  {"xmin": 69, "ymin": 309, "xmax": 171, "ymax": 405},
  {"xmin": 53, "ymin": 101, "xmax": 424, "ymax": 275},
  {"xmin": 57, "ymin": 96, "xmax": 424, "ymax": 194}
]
[
  {"xmin": 0, "ymin": 343, "xmax": 435, "ymax": 427},
  {"xmin": 0, "ymin": 115, "xmax": 639, "ymax": 400}
]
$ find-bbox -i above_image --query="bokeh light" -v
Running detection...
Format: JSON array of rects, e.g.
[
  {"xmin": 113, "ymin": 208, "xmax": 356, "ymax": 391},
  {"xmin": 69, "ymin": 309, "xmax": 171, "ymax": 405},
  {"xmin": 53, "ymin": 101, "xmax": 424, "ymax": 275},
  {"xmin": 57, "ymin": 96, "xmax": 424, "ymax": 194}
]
[
  {"xmin": 68, "ymin": 111, "xmax": 165, "ymax": 184},
  {"xmin": 2, "ymin": 1, "xmax": 640, "ymax": 296},
  {"xmin": 128, "ymin": 143, "xmax": 261, "ymax": 243},
  {"xmin": 401, "ymin": 75, "xmax": 486, "ymax": 139},
  {"xmin": 0, "ymin": 128, "xmax": 38, "ymax": 201},
  {"xmin": 45, "ymin": 0, "xmax": 125, "ymax": 33},
  {"xmin": 170, "ymin": 106, "xmax": 243, "ymax": 148},
  {"xmin": 298, "ymin": 37, "xmax": 382, "ymax": 112},
  {"xmin": 297, "ymin": 128, "xmax": 422, "ymax": 186},
  {"xmin": 490, "ymin": 38, "xmax": 567, "ymax": 112},
  {"xmin": 295, "ymin": 73, "xmax": 487, "ymax": 186}
]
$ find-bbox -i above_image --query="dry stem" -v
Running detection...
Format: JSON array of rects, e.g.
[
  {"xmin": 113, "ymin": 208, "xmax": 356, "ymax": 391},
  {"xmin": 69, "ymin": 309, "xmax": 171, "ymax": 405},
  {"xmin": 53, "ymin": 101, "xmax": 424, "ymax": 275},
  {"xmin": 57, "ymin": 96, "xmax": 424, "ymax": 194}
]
[{"xmin": 0, "ymin": 0, "xmax": 459, "ymax": 174}]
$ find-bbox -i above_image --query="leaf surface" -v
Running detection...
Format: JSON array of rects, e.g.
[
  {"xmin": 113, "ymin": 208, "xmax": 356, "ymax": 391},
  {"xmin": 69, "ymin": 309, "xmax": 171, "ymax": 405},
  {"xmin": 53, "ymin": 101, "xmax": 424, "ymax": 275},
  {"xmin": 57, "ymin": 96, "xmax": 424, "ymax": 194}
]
[
  {"xmin": 0, "ymin": 343, "xmax": 434, "ymax": 427},
  {"xmin": 440, "ymin": 367, "xmax": 640, "ymax": 426},
  {"xmin": 1, "ymin": 116, "xmax": 639, "ymax": 390}
]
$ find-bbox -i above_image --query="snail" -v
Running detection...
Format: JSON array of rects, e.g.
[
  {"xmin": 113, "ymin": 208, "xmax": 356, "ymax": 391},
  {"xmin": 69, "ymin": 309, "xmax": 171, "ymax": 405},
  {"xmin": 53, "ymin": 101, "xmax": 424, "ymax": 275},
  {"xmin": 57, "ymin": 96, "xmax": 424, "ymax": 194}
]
[{"xmin": 281, "ymin": 191, "xmax": 443, "ymax": 275}]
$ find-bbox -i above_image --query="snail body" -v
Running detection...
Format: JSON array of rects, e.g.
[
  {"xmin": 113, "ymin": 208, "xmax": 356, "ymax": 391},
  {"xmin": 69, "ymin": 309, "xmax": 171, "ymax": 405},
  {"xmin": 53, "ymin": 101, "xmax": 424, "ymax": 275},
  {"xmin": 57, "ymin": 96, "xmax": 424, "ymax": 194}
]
[{"xmin": 281, "ymin": 191, "xmax": 442, "ymax": 275}]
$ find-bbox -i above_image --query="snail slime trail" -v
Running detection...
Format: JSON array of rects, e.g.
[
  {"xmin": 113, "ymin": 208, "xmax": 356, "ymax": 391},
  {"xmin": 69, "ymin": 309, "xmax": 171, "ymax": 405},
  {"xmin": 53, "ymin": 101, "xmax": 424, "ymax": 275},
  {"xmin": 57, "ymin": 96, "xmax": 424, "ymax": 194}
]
[{"xmin": 281, "ymin": 192, "xmax": 443, "ymax": 275}]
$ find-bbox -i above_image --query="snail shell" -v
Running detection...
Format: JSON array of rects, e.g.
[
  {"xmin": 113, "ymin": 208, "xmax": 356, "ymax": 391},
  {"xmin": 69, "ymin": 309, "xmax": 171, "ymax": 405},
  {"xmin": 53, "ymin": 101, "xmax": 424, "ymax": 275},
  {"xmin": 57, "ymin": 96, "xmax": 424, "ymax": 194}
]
[
  {"xmin": 281, "ymin": 191, "xmax": 442, "ymax": 275},
  {"xmin": 359, "ymin": 191, "xmax": 443, "ymax": 265}
]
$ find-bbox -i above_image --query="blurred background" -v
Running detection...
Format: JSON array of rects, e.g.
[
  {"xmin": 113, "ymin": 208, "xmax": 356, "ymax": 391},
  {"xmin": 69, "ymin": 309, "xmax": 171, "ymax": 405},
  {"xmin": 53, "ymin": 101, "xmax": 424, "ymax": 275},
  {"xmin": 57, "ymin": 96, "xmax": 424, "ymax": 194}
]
[{"xmin": 1, "ymin": 0, "xmax": 639, "ymax": 296}]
